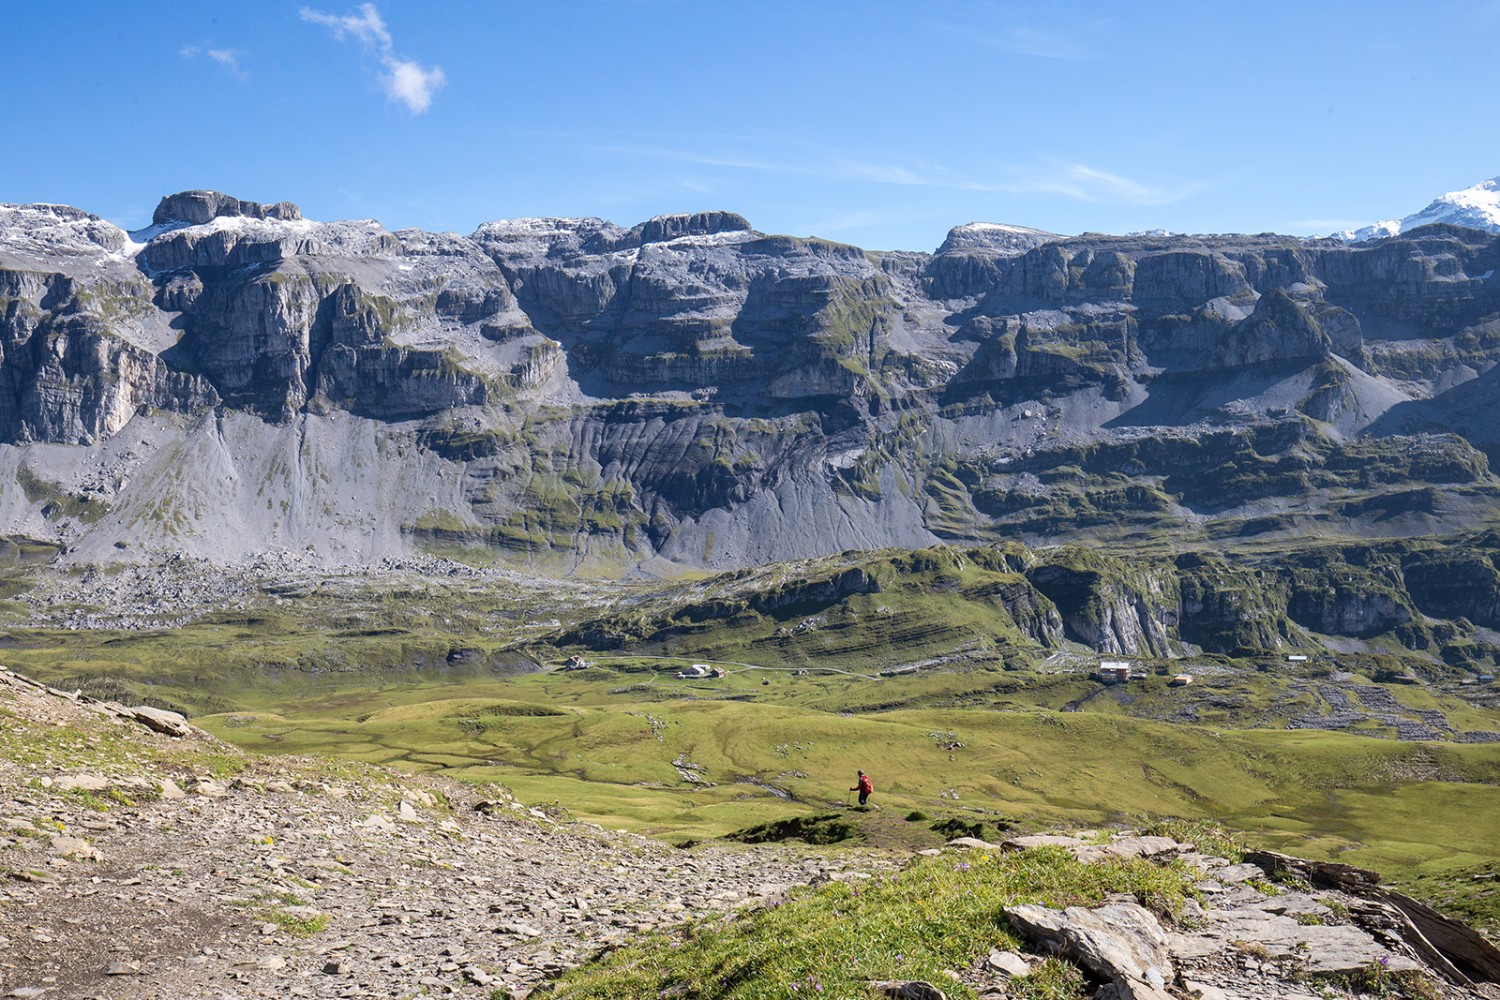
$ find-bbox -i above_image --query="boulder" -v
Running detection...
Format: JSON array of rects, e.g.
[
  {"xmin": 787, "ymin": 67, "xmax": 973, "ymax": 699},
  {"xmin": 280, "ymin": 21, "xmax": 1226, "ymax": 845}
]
[
  {"xmin": 1005, "ymin": 901, "xmax": 1174, "ymax": 986},
  {"xmin": 128, "ymin": 705, "xmax": 193, "ymax": 738}
]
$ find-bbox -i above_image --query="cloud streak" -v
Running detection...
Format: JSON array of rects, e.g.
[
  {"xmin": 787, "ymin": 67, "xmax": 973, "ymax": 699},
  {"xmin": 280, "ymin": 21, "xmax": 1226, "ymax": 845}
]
[
  {"xmin": 927, "ymin": 21, "xmax": 1096, "ymax": 61},
  {"xmin": 597, "ymin": 140, "xmax": 1201, "ymax": 208},
  {"xmin": 987, "ymin": 163, "xmax": 1205, "ymax": 206},
  {"xmin": 300, "ymin": 3, "xmax": 445, "ymax": 114},
  {"xmin": 180, "ymin": 44, "xmax": 248, "ymax": 79}
]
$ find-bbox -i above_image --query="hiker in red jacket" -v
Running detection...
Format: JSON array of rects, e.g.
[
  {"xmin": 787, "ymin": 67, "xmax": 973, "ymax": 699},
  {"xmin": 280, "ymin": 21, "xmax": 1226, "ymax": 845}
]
[{"xmin": 851, "ymin": 769, "xmax": 873, "ymax": 806}]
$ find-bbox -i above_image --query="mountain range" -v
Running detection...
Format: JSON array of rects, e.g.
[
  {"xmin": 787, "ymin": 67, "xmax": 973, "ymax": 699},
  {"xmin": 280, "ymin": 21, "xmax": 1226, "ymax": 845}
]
[{"xmin": 1, "ymin": 188, "xmax": 1498, "ymax": 578}]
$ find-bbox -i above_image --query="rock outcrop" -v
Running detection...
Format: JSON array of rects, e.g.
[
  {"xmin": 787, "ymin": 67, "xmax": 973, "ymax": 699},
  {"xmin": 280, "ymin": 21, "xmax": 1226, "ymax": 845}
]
[{"xmin": 150, "ymin": 189, "xmax": 303, "ymax": 227}]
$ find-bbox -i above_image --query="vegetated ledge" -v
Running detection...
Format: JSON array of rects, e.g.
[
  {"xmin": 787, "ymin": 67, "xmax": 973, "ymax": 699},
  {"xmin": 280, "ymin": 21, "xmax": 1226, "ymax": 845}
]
[{"xmin": 546, "ymin": 827, "xmax": 1500, "ymax": 1000}]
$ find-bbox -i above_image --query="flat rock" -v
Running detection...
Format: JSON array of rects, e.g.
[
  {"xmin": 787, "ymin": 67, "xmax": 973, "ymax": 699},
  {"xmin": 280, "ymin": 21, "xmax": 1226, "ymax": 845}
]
[
  {"xmin": 945, "ymin": 837, "xmax": 1000, "ymax": 850},
  {"xmin": 1214, "ymin": 863, "xmax": 1265, "ymax": 884},
  {"xmin": 50, "ymin": 835, "xmax": 99, "ymax": 861},
  {"xmin": 1006, "ymin": 901, "xmax": 1174, "ymax": 986},
  {"xmin": 1169, "ymin": 907, "xmax": 1422, "ymax": 974},
  {"xmin": 1100, "ymin": 836, "xmax": 1183, "ymax": 859},
  {"xmin": 985, "ymin": 949, "xmax": 1030, "ymax": 976},
  {"xmin": 52, "ymin": 773, "xmax": 110, "ymax": 792}
]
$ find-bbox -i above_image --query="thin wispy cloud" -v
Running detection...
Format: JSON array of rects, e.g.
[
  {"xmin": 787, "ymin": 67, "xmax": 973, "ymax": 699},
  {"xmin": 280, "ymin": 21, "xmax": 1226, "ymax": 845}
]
[
  {"xmin": 300, "ymin": 3, "xmax": 445, "ymax": 114},
  {"xmin": 180, "ymin": 44, "xmax": 248, "ymax": 79},
  {"xmin": 991, "ymin": 26, "xmax": 1094, "ymax": 61},
  {"xmin": 928, "ymin": 21, "xmax": 1095, "ymax": 61},
  {"xmin": 990, "ymin": 163, "xmax": 1204, "ymax": 206},
  {"xmin": 594, "ymin": 139, "xmax": 1201, "ymax": 208}
]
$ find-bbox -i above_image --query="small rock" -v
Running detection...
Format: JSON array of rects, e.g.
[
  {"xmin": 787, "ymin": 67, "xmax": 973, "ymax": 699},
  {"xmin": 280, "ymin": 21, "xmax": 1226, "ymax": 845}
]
[
  {"xmin": 50, "ymin": 836, "xmax": 99, "ymax": 861},
  {"xmin": 986, "ymin": 950, "xmax": 1030, "ymax": 977},
  {"xmin": 104, "ymin": 961, "xmax": 140, "ymax": 975},
  {"xmin": 194, "ymin": 779, "xmax": 228, "ymax": 798},
  {"xmin": 321, "ymin": 960, "xmax": 350, "ymax": 975},
  {"xmin": 257, "ymin": 955, "xmax": 287, "ymax": 971},
  {"xmin": 398, "ymin": 800, "xmax": 421, "ymax": 823},
  {"xmin": 945, "ymin": 837, "xmax": 1000, "ymax": 850},
  {"xmin": 494, "ymin": 921, "xmax": 543, "ymax": 938},
  {"xmin": 158, "ymin": 778, "xmax": 186, "ymax": 800}
]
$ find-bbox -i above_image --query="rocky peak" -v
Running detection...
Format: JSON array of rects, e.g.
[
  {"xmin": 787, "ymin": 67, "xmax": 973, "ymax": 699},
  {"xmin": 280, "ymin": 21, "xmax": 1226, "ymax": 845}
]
[
  {"xmin": 937, "ymin": 222, "xmax": 1062, "ymax": 255},
  {"xmin": 151, "ymin": 190, "xmax": 303, "ymax": 227},
  {"xmin": 1339, "ymin": 175, "xmax": 1500, "ymax": 242},
  {"xmin": 631, "ymin": 210, "xmax": 752, "ymax": 245}
]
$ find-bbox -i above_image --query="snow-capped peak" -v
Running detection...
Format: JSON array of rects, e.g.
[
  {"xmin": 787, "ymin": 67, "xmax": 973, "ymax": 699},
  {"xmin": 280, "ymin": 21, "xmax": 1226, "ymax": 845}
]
[{"xmin": 1338, "ymin": 176, "xmax": 1500, "ymax": 242}]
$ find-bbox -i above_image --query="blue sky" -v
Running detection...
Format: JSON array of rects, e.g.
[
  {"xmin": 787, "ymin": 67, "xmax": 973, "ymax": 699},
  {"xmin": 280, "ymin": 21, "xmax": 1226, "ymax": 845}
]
[{"xmin": 3, "ymin": 1, "xmax": 1497, "ymax": 251}]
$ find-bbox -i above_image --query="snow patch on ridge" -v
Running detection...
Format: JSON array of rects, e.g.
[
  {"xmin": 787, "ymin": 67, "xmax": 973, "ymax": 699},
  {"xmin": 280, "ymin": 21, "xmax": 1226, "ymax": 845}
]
[{"xmin": 1337, "ymin": 177, "xmax": 1500, "ymax": 242}]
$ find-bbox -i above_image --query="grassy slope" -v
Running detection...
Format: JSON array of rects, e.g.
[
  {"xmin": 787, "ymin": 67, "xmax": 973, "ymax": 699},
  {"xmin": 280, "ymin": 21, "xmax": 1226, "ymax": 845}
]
[{"xmin": 190, "ymin": 685, "xmax": 1500, "ymax": 901}]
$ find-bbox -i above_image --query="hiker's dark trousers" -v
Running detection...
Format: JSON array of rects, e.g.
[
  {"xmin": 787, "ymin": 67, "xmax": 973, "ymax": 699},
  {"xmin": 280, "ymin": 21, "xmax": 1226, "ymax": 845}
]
[{"xmin": 858, "ymin": 792, "xmax": 869, "ymax": 805}]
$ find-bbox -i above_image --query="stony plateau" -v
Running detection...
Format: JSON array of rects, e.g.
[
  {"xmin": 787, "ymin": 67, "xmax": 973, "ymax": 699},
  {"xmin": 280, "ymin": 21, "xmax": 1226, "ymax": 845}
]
[{"xmin": 0, "ymin": 190, "xmax": 1498, "ymax": 581}]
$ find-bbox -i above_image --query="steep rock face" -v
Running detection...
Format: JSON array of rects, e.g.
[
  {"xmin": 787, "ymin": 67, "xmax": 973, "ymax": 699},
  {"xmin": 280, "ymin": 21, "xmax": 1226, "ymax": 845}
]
[
  {"xmin": 475, "ymin": 223, "xmax": 894, "ymax": 402},
  {"xmin": 0, "ymin": 267, "xmax": 215, "ymax": 442},
  {"xmin": 1026, "ymin": 553, "xmax": 1178, "ymax": 657},
  {"xmin": 1286, "ymin": 558, "xmax": 1415, "ymax": 639},
  {"xmin": 1402, "ymin": 545, "xmax": 1500, "ymax": 628},
  {"xmin": 1175, "ymin": 555, "xmax": 1294, "ymax": 653},
  {"xmin": 987, "ymin": 577, "xmax": 1065, "ymax": 646}
]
